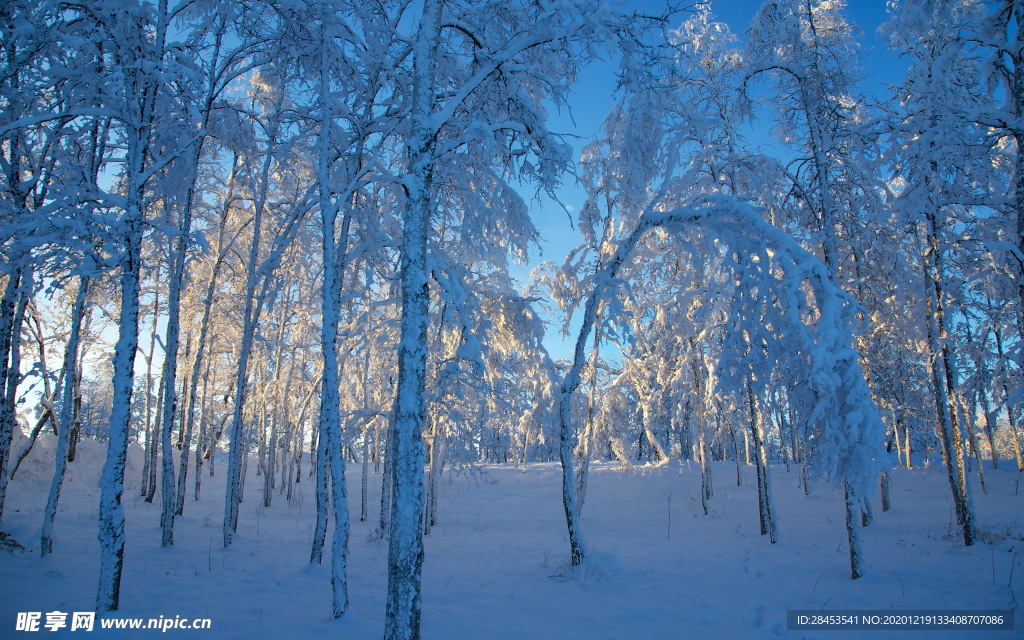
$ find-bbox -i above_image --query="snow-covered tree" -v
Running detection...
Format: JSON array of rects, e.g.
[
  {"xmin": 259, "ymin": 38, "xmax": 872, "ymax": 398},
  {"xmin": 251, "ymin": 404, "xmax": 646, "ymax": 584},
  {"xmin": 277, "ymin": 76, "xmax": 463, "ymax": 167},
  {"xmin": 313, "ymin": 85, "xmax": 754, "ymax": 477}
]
[
  {"xmin": 382, "ymin": 0, "xmax": 621, "ymax": 636},
  {"xmin": 884, "ymin": 0, "xmax": 995, "ymax": 547}
]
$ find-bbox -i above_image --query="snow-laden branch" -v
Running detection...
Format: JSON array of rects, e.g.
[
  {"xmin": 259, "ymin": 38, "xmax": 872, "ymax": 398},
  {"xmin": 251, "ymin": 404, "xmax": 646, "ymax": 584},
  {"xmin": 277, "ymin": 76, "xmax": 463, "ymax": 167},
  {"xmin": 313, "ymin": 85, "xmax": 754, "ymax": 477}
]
[
  {"xmin": 423, "ymin": 2, "xmax": 603, "ymax": 137},
  {"xmin": 557, "ymin": 194, "xmax": 886, "ymax": 563}
]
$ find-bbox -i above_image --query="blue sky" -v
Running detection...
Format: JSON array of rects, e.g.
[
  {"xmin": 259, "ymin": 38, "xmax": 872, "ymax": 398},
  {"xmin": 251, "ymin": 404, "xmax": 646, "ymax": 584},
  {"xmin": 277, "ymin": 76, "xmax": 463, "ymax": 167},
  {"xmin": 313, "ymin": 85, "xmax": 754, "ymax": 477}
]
[{"xmin": 526, "ymin": 0, "xmax": 905, "ymax": 360}]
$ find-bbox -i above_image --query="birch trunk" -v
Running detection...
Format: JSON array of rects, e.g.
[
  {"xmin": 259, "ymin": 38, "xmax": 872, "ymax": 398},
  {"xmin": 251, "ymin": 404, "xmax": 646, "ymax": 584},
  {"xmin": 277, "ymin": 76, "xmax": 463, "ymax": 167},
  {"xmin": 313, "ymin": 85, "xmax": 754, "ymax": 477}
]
[
  {"xmin": 385, "ymin": 3, "xmax": 441, "ymax": 636},
  {"xmin": 97, "ymin": 193, "xmax": 145, "ymax": 611},
  {"xmin": 0, "ymin": 268, "xmax": 26, "ymax": 520},
  {"xmin": 922, "ymin": 200, "xmax": 976, "ymax": 546},
  {"xmin": 314, "ymin": 10, "xmax": 355, "ymax": 610},
  {"xmin": 746, "ymin": 381, "xmax": 776, "ymax": 543},
  {"xmin": 41, "ymin": 278, "xmax": 89, "ymax": 555},
  {"xmin": 223, "ymin": 89, "xmax": 287, "ymax": 547}
]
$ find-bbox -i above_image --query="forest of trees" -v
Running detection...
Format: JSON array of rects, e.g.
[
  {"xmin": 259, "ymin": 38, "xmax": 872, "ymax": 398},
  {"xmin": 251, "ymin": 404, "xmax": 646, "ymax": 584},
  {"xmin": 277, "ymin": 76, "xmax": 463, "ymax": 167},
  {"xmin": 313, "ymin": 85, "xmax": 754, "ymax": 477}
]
[{"xmin": 1, "ymin": 0, "xmax": 1021, "ymax": 638}]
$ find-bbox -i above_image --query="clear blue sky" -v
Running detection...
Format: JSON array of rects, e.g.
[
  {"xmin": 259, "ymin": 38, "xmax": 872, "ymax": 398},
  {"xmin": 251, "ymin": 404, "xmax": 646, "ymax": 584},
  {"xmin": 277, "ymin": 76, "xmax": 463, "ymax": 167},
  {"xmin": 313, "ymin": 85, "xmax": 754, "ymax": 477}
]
[{"xmin": 526, "ymin": 0, "xmax": 904, "ymax": 361}]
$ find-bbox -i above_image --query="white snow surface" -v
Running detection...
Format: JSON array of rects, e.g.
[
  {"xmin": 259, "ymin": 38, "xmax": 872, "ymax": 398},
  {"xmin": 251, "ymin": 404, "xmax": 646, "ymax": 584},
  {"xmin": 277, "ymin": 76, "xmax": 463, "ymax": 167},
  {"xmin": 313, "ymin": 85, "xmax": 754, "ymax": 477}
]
[{"xmin": 2, "ymin": 433, "xmax": 1022, "ymax": 639}]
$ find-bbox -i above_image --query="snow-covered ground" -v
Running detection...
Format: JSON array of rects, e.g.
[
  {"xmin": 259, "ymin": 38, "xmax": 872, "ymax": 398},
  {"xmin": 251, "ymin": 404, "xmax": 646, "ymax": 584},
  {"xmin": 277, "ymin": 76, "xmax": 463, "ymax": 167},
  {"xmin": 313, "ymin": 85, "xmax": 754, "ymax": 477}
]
[{"xmin": 1, "ymin": 434, "xmax": 1021, "ymax": 639}]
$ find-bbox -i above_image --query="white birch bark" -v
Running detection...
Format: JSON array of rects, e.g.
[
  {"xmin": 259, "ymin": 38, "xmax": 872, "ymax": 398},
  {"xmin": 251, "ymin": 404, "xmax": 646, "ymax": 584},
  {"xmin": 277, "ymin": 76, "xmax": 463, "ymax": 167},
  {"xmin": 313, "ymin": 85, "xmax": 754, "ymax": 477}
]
[
  {"xmin": 385, "ymin": 2, "xmax": 443, "ymax": 636},
  {"xmin": 41, "ymin": 277, "xmax": 89, "ymax": 555},
  {"xmin": 97, "ymin": 194, "xmax": 145, "ymax": 612},
  {"xmin": 0, "ymin": 268, "xmax": 26, "ymax": 520},
  {"xmin": 96, "ymin": 1, "xmax": 169, "ymax": 600},
  {"xmin": 314, "ymin": 6, "xmax": 353, "ymax": 611}
]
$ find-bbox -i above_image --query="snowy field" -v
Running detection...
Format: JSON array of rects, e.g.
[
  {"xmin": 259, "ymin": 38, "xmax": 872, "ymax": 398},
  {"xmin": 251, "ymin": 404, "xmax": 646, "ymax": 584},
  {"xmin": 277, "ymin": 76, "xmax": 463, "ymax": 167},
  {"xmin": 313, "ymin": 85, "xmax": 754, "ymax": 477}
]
[{"xmin": 1, "ymin": 434, "xmax": 1021, "ymax": 639}]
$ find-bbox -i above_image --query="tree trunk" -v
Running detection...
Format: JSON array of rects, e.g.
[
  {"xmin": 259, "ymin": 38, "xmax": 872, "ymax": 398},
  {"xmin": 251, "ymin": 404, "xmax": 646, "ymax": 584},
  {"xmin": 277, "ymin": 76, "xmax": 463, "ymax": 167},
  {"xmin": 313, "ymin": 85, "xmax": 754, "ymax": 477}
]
[
  {"xmin": 574, "ymin": 326, "xmax": 601, "ymax": 514},
  {"xmin": 692, "ymin": 351, "xmax": 712, "ymax": 515},
  {"xmin": 746, "ymin": 381, "xmax": 776, "ymax": 543},
  {"xmin": 730, "ymin": 421, "xmax": 742, "ymax": 487},
  {"xmin": 424, "ymin": 417, "xmax": 444, "ymax": 535},
  {"xmin": 845, "ymin": 481, "xmax": 864, "ymax": 579},
  {"xmin": 97, "ymin": 196, "xmax": 145, "ymax": 612},
  {"xmin": 140, "ymin": 285, "xmax": 160, "ymax": 502},
  {"xmin": 880, "ymin": 471, "xmax": 891, "ymax": 512},
  {"xmin": 223, "ymin": 90, "xmax": 287, "ymax": 547},
  {"xmin": 0, "ymin": 268, "xmax": 26, "ymax": 521},
  {"xmin": 176, "ymin": 172, "xmax": 234, "ymax": 515},
  {"xmin": 385, "ymin": 5, "xmax": 441, "ymax": 636},
  {"xmin": 314, "ymin": 21, "xmax": 355, "ymax": 609},
  {"xmin": 921, "ymin": 208, "xmax": 976, "ymax": 546},
  {"xmin": 361, "ymin": 423, "xmax": 370, "ymax": 522},
  {"xmin": 159, "ymin": 228, "xmax": 187, "ymax": 544},
  {"xmin": 41, "ymin": 277, "xmax": 89, "ymax": 556}
]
